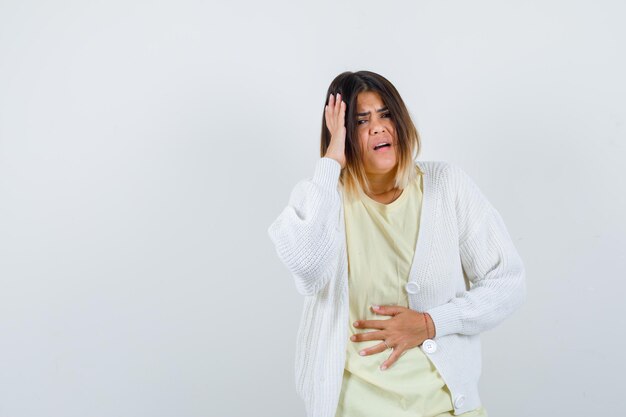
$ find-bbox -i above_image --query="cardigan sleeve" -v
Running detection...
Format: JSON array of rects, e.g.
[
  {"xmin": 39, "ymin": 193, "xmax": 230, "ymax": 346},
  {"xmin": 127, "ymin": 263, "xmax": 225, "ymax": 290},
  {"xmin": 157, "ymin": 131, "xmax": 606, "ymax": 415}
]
[
  {"xmin": 267, "ymin": 157, "xmax": 343, "ymax": 296},
  {"xmin": 426, "ymin": 165, "xmax": 527, "ymax": 337}
]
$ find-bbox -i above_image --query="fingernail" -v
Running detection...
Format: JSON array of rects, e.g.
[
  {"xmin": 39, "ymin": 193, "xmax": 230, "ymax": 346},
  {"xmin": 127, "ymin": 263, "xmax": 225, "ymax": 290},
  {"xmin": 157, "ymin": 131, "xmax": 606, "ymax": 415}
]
[
  {"xmin": 372, "ymin": 305, "xmax": 380, "ymax": 310},
  {"xmin": 380, "ymin": 365, "xmax": 387, "ymax": 370},
  {"xmin": 359, "ymin": 351, "xmax": 366, "ymax": 356},
  {"xmin": 353, "ymin": 321, "xmax": 359, "ymax": 326}
]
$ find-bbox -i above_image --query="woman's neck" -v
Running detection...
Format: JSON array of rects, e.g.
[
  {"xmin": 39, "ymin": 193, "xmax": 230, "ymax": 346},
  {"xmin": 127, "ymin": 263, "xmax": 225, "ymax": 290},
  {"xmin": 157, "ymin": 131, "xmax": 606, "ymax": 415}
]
[{"xmin": 366, "ymin": 169, "xmax": 397, "ymax": 195}]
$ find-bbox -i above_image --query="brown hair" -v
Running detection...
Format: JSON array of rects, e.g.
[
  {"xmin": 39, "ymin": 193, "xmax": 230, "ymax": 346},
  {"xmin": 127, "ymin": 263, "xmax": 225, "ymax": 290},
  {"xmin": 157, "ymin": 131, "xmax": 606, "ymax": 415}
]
[{"xmin": 320, "ymin": 70, "xmax": 423, "ymax": 201}]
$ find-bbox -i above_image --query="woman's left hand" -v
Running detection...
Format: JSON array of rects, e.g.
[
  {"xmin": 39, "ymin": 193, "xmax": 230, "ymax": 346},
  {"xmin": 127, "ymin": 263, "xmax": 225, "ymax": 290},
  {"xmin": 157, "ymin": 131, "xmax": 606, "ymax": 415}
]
[{"xmin": 350, "ymin": 305, "xmax": 435, "ymax": 370}]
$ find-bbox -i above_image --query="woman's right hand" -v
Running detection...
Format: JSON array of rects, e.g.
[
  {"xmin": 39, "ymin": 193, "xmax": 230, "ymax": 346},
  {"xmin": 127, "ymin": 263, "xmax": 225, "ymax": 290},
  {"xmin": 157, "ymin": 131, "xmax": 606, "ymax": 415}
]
[{"xmin": 324, "ymin": 93, "xmax": 347, "ymax": 169}]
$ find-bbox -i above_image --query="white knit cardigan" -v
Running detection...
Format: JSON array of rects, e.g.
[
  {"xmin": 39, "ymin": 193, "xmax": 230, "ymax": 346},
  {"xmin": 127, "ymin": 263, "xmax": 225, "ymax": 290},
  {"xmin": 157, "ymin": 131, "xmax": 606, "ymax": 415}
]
[{"xmin": 267, "ymin": 157, "xmax": 526, "ymax": 416}]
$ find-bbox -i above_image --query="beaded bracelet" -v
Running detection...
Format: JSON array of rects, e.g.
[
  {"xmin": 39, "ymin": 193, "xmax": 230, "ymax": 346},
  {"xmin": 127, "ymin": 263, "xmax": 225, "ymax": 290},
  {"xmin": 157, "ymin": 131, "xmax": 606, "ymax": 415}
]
[{"xmin": 423, "ymin": 313, "xmax": 432, "ymax": 339}]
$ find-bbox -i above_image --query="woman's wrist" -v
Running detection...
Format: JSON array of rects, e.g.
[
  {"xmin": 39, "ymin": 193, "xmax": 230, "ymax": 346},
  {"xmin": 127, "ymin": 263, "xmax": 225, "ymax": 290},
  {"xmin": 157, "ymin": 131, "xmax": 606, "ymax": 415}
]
[{"xmin": 424, "ymin": 313, "xmax": 435, "ymax": 339}]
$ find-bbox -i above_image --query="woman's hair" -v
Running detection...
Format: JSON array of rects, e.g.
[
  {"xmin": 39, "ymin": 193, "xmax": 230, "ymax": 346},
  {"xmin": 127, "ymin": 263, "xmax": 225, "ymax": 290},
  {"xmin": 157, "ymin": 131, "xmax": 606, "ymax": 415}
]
[{"xmin": 320, "ymin": 70, "xmax": 423, "ymax": 201}]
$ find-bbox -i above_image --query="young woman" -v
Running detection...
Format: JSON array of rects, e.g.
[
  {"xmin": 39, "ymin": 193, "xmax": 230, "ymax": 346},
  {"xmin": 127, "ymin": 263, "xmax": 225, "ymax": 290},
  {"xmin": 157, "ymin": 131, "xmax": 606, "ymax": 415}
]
[{"xmin": 267, "ymin": 70, "xmax": 526, "ymax": 417}]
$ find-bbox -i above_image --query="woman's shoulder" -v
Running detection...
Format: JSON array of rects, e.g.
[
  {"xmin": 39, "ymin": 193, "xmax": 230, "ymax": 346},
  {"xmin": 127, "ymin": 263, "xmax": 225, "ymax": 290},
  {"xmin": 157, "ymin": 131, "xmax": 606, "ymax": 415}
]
[
  {"xmin": 417, "ymin": 159, "xmax": 475, "ymax": 177},
  {"xmin": 415, "ymin": 160, "xmax": 479, "ymax": 195},
  {"xmin": 414, "ymin": 160, "xmax": 460, "ymax": 181},
  {"xmin": 415, "ymin": 159, "xmax": 451, "ymax": 172}
]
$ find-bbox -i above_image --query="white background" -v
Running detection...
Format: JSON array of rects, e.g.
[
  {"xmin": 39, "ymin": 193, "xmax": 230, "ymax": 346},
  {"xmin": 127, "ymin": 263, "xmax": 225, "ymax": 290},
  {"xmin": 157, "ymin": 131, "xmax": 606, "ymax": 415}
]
[{"xmin": 1, "ymin": 1, "xmax": 624, "ymax": 416}]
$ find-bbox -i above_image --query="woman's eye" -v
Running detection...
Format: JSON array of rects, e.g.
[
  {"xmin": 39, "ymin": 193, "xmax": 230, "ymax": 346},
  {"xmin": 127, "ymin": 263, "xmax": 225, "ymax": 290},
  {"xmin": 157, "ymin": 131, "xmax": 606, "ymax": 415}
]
[{"xmin": 357, "ymin": 113, "xmax": 391, "ymax": 125}]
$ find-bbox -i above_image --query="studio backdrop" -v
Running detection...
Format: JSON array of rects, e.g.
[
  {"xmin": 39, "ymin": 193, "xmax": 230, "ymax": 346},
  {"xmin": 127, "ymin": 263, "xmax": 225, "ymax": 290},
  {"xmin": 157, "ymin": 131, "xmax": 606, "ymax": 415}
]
[{"xmin": 0, "ymin": 1, "xmax": 624, "ymax": 416}]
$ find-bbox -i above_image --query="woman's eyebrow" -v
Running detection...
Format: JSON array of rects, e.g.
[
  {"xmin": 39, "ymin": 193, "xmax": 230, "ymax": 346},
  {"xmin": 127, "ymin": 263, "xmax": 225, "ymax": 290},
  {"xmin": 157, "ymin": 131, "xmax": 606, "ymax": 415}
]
[{"xmin": 357, "ymin": 106, "xmax": 388, "ymax": 117}]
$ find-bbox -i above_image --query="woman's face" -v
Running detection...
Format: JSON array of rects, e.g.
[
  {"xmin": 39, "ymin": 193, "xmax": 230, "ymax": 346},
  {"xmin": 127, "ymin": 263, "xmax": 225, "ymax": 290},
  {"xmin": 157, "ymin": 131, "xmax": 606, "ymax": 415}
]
[{"xmin": 355, "ymin": 91, "xmax": 398, "ymax": 175}]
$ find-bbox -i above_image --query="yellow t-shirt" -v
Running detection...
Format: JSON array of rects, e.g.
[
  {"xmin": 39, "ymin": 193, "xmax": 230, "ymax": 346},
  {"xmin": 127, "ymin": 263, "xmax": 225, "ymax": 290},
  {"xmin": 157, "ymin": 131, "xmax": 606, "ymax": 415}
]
[{"xmin": 335, "ymin": 167, "xmax": 487, "ymax": 417}]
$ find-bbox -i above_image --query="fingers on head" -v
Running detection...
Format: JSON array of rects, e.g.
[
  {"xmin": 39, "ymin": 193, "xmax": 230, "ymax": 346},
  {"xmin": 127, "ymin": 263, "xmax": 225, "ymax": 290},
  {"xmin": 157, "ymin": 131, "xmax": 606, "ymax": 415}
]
[
  {"xmin": 336, "ymin": 100, "xmax": 345, "ymax": 122},
  {"xmin": 325, "ymin": 93, "xmax": 344, "ymax": 125},
  {"xmin": 334, "ymin": 95, "xmax": 342, "ymax": 112},
  {"xmin": 325, "ymin": 102, "xmax": 334, "ymax": 124}
]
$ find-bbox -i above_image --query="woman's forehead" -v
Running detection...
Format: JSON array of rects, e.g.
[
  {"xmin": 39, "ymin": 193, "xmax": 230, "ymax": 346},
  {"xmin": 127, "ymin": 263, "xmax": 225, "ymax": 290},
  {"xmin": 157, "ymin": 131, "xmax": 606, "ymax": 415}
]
[{"xmin": 356, "ymin": 91, "xmax": 385, "ymax": 111}]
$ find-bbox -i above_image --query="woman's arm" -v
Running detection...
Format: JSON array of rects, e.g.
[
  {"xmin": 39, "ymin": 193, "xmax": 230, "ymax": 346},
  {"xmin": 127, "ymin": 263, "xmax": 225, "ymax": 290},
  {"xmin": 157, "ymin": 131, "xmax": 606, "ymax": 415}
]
[
  {"xmin": 426, "ymin": 164, "xmax": 527, "ymax": 337},
  {"xmin": 267, "ymin": 157, "xmax": 343, "ymax": 296}
]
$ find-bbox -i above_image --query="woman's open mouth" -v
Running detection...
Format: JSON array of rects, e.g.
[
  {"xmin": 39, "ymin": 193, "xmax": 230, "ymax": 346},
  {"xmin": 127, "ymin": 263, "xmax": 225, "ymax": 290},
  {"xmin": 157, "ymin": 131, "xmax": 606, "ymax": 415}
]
[{"xmin": 374, "ymin": 143, "xmax": 392, "ymax": 152}]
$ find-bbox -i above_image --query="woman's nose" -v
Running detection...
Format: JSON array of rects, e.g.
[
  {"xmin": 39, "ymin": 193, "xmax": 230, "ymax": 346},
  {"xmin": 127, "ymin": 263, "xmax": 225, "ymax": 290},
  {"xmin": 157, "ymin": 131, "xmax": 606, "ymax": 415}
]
[{"xmin": 370, "ymin": 122, "xmax": 385, "ymax": 134}]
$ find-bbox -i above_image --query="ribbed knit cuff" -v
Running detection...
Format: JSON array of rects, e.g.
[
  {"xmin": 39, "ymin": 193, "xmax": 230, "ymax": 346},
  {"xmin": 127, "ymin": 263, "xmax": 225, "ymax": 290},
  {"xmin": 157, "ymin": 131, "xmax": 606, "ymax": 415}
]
[
  {"xmin": 312, "ymin": 157, "xmax": 341, "ymax": 191},
  {"xmin": 426, "ymin": 302, "xmax": 463, "ymax": 338}
]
